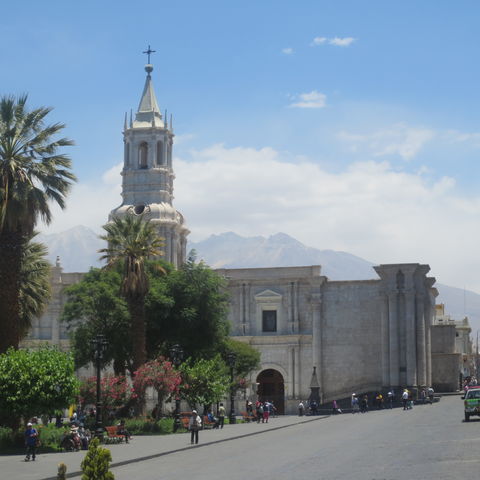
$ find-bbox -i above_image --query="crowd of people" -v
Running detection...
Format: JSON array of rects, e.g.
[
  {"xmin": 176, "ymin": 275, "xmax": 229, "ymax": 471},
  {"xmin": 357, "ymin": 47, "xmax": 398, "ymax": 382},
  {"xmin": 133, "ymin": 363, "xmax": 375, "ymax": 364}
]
[{"xmin": 295, "ymin": 388, "xmax": 437, "ymax": 417}]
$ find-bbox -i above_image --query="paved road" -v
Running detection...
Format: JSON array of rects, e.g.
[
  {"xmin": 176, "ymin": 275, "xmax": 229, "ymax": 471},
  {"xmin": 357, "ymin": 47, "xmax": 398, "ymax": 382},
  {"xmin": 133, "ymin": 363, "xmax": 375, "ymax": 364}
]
[{"xmin": 3, "ymin": 395, "xmax": 479, "ymax": 480}]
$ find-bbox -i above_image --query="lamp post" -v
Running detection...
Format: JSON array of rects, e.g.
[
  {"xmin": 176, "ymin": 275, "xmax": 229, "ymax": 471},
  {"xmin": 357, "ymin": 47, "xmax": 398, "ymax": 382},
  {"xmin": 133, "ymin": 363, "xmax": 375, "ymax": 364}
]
[
  {"xmin": 91, "ymin": 334, "xmax": 107, "ymax": 439},
  {"xmin": 169, "ymin": 344, "xmax": 184, "ymax": 432},
  {"xmin": 227, "ymin": 352, "xmax": 237, "ymax": 424}
]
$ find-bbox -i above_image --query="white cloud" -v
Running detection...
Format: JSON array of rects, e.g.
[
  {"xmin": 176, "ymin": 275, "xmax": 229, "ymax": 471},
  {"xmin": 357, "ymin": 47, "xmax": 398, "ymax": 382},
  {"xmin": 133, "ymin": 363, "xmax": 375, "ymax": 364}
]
[
  {"xmin": 311, "ymin": 36, "xmax": 355, "ymax": 47},
  {"xmin": 337, "ymin": 123, "xmax": 435, "ymax": 160},
  {"xmin": 329, "ymin": 37, "xmax": 355, "ymax": 47},
  {"xmin": 282, "ymin": 47, "xmax": 294, "ymax": 55},
  {"xmin": 290, "ymin": 90, "xmax": 327, "ymax": 109},
  {"xmin": 311, "ymin": 37, "xmax": 327, "ymax": 46},
  {"xmin": 40, "ymin": 143, "xmax": 480, "ymax": 293}
]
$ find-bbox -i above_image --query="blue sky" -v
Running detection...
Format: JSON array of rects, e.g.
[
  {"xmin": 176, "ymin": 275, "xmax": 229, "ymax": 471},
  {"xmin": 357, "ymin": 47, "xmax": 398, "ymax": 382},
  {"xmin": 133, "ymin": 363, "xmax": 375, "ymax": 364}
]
[{"xmin": 3, "ymin": 1, "xmax": 480, "ymax": 293}]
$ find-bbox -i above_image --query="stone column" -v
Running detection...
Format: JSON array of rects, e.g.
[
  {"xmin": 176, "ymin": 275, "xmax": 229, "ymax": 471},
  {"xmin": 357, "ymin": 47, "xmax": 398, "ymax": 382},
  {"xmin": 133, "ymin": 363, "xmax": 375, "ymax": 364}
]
[
  {"xmin": 380, "ymin": 293, "xmax": 390, "ymax": 387},
  {"xmin": 425, "ymin": 300, "xmax": 433, "ymax": 386},
  {"xmin": 416, "ymin": 293, "xmax": 427, "ymax": 386},
  {"xmin": 295, "ymin": 347, "xmax": 301, "ymax": 399},
  {"xmin": 388, "ymin": 292, "xmax": 399, "ymax": 387},
  {"xmin": 311, "ymin": 293, "xmax": 323, "ymax": 398},
  {"xmin": 288, "ymin": 347, "xmax": 294, "ymax": 399},
  {"xmin": 405, "ymin": 291, "xmax": 417, "ymax": 387}
]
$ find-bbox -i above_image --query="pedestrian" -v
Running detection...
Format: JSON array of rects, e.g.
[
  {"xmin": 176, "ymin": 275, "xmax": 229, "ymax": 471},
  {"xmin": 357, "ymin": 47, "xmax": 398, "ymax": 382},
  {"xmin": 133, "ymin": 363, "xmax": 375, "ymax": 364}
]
[
  {"xmin": 332, "ymin": 400, "xmax": 338, "ymax": 415},
  {"xmin": 218, "ymin": 403, "xmax": 226, "ymax": 428},
  {"xmin": 360, "ymin": 395, "xmax": 368, "ymax": 413},
  {"xmin": 117, "ymin": 420, "xmax": 131, "ymax": 443},
  {"xmin": 298, "ymin": 401, "xmax": 305, "ymax": 416},
  {"xmin": 420, "ymin": 388, "xmax": 426, "ymax": 404},
  {"xmin": 263, "ymin": 401, "xmax": 270, "ymax": 423},
  {"xmin": 189, "ymin": 410, "xmax": 202, "ymax": 445},
  {"xmin": 310, "ymin": 400, "xmax": 318, "ymax": 416},
  {"xmin": 387, "ymin": 390, "xmax": 394, "ymax": 409},
  {"xmin": 256, "ymin": 402, "xmax": 264, "ymax": 423},
  {"xmin": 24, "ymin": 422, "xmax": 38, "ymax": 461},
  {"xmin": 402, "ymin": 389, "xmax": 409, "ymax": 410},
  {"xmin": 428, "ymin": 386, "xmax": 434, "ymax": 404}
]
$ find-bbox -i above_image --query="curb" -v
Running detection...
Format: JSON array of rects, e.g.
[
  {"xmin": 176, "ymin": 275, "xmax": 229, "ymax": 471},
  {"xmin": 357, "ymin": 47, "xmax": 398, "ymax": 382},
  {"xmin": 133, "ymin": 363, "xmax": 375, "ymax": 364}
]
[{"xmin": 38, "ymin": 415, "xmax": 329, "ymax": 480}]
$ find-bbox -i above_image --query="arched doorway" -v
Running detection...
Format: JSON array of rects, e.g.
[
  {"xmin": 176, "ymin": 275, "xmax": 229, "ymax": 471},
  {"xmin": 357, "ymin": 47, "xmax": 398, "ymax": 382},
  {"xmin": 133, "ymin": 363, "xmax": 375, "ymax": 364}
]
[{"xmin": 256, "ymin": 369, "xmax": 285, "ymax": 414}]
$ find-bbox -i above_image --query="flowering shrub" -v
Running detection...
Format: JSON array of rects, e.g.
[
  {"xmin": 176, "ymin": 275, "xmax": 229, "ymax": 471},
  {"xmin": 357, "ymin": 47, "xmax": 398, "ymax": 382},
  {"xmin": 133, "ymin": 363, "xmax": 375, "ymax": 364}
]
[
  {"xmin": 80, "ymin": 375, "xmax": 135, "ymax": 410},
  {"xmin": 133, "ymin": 356, "xmax": 182, "ymax": 404}
]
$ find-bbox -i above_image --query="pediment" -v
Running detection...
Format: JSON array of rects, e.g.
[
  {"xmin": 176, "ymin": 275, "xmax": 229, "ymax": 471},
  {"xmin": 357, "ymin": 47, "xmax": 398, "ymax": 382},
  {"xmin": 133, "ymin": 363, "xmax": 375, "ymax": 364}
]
[{"xmin": 255, "ymin": 289, "xmax": 282, "ymax": 300}]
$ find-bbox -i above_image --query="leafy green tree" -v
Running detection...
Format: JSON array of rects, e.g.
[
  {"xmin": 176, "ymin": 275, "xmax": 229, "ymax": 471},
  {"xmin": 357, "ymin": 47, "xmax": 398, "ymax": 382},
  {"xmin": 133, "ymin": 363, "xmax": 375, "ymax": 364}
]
[
  {"xmin": 180, "ymin": 355, "xmax": 230, "ymax": 411},
  {"xmin": 221, "ymin": 338, "xmax": 260, "ymax": 380},
  {"xmin": 61, "ymin": 268, "xmax": 131, "ymax": 374},
  {"xmin": 0, "ymin": 94, "xmax": 75, "ymax": 352},
  {"xmin": 147, "ymin": 258, "xmax": 230, "ymax": 359},
  {"xmin": 19, "ymin": 234, "xmax": 51, "ymax": 339},
  {"xmin": 99, "ymin": 215, "xmax": 164, "ymax": 371},
  {"xmin": 81, "ymin": 438, "xmax": 114, "ymax": 480},
  {"xmin": 0, "ymin": 346, "xmax": 79, "ymax": 429}
]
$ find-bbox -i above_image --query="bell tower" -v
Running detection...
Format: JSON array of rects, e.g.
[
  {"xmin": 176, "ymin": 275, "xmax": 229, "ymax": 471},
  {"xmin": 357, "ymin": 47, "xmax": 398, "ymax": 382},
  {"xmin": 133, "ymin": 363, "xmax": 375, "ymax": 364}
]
[{"xmin": 109, "ymin": 53, "xmax": 189, "ymax": 267}]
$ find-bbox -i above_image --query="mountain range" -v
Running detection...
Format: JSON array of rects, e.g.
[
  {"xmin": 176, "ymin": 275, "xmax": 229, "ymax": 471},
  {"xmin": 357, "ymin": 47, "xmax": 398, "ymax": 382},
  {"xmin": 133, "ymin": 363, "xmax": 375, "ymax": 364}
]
[{"xmin": 38, "ymin": 226, "xmax": 480, "ymax": 335}]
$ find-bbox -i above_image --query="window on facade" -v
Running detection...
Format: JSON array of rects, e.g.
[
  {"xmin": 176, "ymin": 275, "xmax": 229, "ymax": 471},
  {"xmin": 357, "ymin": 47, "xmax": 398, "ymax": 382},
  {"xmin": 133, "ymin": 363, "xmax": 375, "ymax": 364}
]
[
  {"xmin": 262, "ymin": 310, "xmax": 277, "ymax": 332},
  {"xmin": 139, "ymin": 142, "xmax": 148, "ymax": 169},
  {"xmin": 156, "ymin": 141, "xmax": 164, "ymax": 166}
]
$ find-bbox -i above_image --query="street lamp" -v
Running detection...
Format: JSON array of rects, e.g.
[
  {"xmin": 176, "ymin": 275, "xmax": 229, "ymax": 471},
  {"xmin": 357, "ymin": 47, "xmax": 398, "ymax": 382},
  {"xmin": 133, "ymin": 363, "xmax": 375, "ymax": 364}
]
[
  {"xmin": 169, "ymin": 344, "xmax": 184, "ymax": 432},
  {"xmin": 227, "ymin": 352, "xmax": 237, "ymax": 424},
  {"xmin": 91, "ymin": 334, "xmax": 108, "ymax": 439}
]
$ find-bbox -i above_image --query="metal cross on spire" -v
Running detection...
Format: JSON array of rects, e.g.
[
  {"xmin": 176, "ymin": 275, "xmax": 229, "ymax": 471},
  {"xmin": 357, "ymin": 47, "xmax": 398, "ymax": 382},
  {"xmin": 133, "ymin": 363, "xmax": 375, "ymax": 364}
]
[{"xmin": 143, "ymin": 45, "xmax": 156, "ymax": 64}]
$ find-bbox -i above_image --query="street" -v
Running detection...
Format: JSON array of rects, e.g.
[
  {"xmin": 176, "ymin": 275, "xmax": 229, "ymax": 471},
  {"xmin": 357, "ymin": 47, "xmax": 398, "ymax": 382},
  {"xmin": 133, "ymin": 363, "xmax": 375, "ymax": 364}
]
[
  {"xmin": 112, "ymin": 395, "xmax": 476, "ymax": 480},
  {"xmin": 3, "ymin": 394, "xmax": 479, "ymax": 480}
]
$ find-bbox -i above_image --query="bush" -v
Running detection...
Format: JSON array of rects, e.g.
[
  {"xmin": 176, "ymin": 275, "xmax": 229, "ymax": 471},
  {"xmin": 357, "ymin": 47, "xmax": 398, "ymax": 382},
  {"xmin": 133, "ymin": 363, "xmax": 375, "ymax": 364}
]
[
  {"xmin": 37, "ymin": 424, "xmax": 69, "ymax": 452},
  {"xmin": 0, "ymin": 427, "xmax": 21, "ymax": 450},
  {"xmin": 123, "ymin": 417, "xmax": 174, "ymax": 435},
  {"xmin": 81, "ymin": 438, "xmax": 114, "ymax": 480}
]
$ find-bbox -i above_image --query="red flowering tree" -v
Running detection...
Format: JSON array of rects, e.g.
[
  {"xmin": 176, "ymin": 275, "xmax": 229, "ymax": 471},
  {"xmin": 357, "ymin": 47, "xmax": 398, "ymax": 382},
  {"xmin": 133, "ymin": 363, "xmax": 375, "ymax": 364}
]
[
  {"xmin": 133, "ymin": 356, "xmax": 182, "ymax": 415},
  {"xmin": 79, "ymin": 375, "xmax": 134, "ymax": 412}
]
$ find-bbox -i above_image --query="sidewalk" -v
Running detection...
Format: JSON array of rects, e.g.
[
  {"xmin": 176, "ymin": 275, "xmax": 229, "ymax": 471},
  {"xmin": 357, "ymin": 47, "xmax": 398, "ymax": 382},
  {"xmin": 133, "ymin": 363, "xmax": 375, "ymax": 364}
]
[{"xmin": 1, "ymin": 415, "xmax": 325, "ymax": 480}]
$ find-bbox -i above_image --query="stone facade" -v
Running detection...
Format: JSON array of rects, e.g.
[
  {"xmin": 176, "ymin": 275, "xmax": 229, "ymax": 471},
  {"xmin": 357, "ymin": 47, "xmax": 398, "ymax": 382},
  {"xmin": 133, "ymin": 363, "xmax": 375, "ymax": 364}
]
[
  {"xmin": 431, "ymin": 304, "xmax": 474, "ymax": 391},
  {"xmin": 221, "ymin": 263, "xmax": 437, "ymax": 413}
]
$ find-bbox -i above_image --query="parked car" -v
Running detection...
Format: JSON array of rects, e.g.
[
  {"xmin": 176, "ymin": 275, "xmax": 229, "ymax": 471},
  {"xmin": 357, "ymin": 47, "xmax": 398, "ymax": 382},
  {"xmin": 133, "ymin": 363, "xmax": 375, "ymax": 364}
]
[{"xmin": 463, "ymin": 386, "xmax": 480, "ymax": 421}]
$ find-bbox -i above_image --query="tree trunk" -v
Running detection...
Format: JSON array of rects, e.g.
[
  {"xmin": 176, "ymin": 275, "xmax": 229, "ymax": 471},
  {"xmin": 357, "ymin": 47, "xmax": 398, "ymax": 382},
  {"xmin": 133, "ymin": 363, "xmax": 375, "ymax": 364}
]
[
  {"xmin": 128, "ymin": 296, "xmax": 147, "ymax": 373},
  {"xmin": 0, "ymin": 230, "xmax": 24, "ymax": 353}
]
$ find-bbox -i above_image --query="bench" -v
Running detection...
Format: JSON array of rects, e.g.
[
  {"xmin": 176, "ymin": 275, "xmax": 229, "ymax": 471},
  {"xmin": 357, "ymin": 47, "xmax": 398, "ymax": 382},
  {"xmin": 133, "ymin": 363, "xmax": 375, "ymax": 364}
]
[
  {"xmin": 104, "ymin": 426, "xmax": 126, "ymax": 443},
  {"xmin": 180, "ymin": 417, "xmax": 190, "ymax": 430},
  {"xmin": 241, "ymin": 411, "xmax": 256, "ymax": 422},
  {"xmin": 203, "ymin": 415, "xmax": 217, "ymax": 429}
]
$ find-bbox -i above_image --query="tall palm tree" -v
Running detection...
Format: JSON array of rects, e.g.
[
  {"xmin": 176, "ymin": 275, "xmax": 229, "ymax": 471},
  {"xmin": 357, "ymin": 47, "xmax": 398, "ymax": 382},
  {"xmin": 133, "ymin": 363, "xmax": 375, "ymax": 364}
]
[
  {"xmin": 99, "ymin": 215, "xmax": 164, "ymax": 372},
  {"xmin": 19, "ymin": 234, "xmax": 51, "ymax": 339},
  {"xmin": 0, "ymin": 94, "xmax": 75, "ymax": 352}
]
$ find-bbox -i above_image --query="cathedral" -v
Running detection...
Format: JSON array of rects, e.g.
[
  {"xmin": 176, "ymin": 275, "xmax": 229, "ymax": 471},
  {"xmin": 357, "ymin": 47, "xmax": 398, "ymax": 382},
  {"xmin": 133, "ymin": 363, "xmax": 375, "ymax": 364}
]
[{"xmin": 25, "ymin": 59, "xmax": 439, "ymax": 414}]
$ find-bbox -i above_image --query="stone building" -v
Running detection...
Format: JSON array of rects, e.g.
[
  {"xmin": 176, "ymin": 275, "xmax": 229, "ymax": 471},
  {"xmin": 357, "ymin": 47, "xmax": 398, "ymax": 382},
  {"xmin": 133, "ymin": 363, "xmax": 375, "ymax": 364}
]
[
  {"xmin": 431, "ymin": 304, "xmax": 474, "ymax": 391},
  {"xmin": 220, "ymin": 263, "xmax": 436, "ymax": 414},
  {"xmin": 24, "ymin": 59, "xmax": 443, "ymax": 413}
]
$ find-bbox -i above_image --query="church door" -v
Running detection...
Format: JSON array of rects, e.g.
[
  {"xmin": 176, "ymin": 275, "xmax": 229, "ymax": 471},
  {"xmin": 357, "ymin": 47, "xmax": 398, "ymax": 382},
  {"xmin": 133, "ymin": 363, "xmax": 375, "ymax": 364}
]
[{"xmin": 256, "ymin": 369, "xmax": 285, "ymax": 415}]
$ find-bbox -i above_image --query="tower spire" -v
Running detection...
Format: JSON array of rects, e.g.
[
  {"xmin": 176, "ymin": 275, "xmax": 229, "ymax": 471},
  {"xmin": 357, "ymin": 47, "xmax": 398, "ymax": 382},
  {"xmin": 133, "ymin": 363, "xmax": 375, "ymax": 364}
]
[{"xmin": 133, "ymin": 47, "xmax": 163, "ymax": 128}]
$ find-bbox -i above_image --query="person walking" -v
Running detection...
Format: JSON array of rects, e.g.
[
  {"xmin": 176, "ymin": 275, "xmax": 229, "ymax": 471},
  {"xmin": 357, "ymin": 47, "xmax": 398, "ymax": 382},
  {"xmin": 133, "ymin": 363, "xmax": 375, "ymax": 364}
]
[
  {"xmin": 298, "ymin": 401, "xmax": 305, "ymax": 416},
  {"xmin": 217, "ymin": 403, "xmax": 226, "ymax": 429},
  {"xmin": 402, "ymin": 389, "xmax": 409, "ymax": 410},
  {"xmin": 360, "ymin": 395, "xmax": 368, "ymax": 413},
  {"xmin": 24, "ymin": 422, "xmax": 38, "ymax": 461},
  {"xmin": 189, "ymin": 410, "xmax": 202, "ymax": 445},
  {"xmin": 387, "ymin": 390, "xmax": 394, "ymax": 409}
]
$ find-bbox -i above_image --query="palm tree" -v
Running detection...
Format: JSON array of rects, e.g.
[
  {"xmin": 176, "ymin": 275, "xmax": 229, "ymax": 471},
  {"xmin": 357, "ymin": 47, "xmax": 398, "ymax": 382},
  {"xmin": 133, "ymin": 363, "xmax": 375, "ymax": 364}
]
[
  {"xmin": 99, "ymin": 215, "xmax": 164, "ymax": 372},
  {"xmin": 0, "ymin": 94, "xmax": 75, "ymax": 352},
  {"xmin": 19, "ymin": 234, "xmax": 52, "ymax": 339}
]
